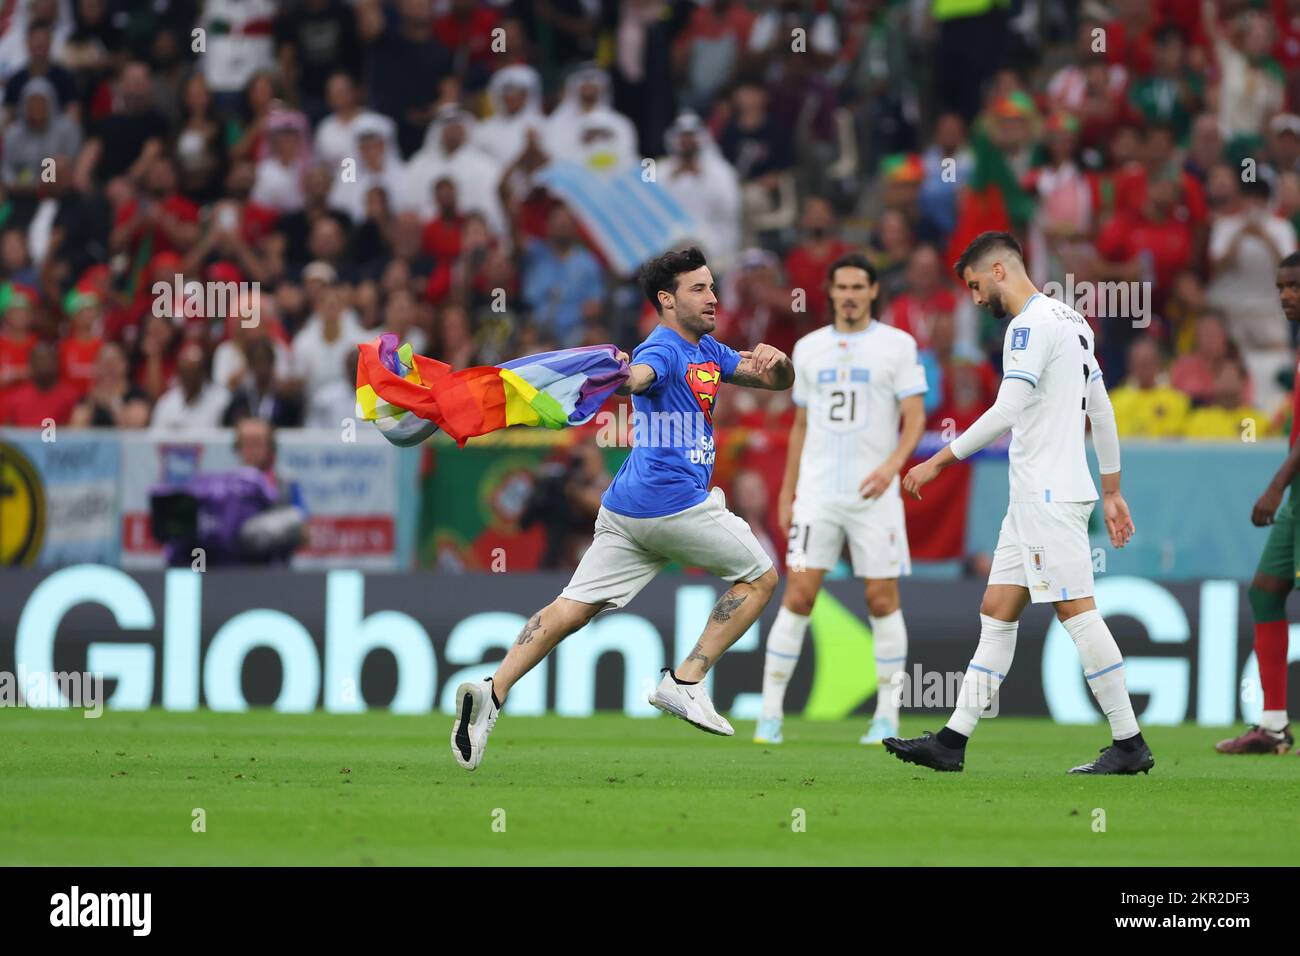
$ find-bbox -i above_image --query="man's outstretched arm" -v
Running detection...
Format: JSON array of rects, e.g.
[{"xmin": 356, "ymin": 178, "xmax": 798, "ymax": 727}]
[
  {"xmin": 729, "ymin": 343, "xmax": 794, "ymax": 390},
  {"xmin": 613, "ymin": 351, "xmax": 658, "ymax": 395}
]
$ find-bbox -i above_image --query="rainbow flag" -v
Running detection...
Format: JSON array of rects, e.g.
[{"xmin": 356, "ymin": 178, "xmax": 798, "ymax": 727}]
[{"xmin": 355, "ymin": 334, "xmax": 630, "ymax": 447}]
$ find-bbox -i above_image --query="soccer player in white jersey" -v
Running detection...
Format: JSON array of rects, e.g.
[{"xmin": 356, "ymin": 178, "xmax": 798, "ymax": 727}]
[
  {"xmin": 755, "ymin": 254, "xmax": 928, "ymax": 746},
  {"xmin": 886, "ymin": 231, "xmax": 1154, "ymax": 775}
]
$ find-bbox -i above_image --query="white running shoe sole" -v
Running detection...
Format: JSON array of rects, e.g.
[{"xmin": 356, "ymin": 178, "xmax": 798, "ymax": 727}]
[{"xmin": 450, "ymin": 681, "xmax": 492, "ymax": 770}]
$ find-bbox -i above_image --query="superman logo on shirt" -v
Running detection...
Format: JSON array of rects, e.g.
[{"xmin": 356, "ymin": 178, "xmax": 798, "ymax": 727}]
[{"xmin": 685, "ymin": 361, "xmax": 722, "ymax": 423}]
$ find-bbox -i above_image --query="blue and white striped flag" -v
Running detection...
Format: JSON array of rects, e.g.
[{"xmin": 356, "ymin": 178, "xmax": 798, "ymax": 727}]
[{"xmin": 534, "ymin": 160, "xmax": 697, "ymax": 276}]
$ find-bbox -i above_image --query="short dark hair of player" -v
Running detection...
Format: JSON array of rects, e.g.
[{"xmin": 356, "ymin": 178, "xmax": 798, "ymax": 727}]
[
  {"xmin": 640, "ymin": 246, "xmax": 708, "ymax": 315},
  {"xmin": 1280, "ymin": 251, "xmax": 1300, "ymax": 271},
  {"xmin": 825, "ymin": 253, "xmax": 877, "ymax": 289},
  {"xmin": 953, "ymin": 231, "xmax": 1024, "ymax": 281}
]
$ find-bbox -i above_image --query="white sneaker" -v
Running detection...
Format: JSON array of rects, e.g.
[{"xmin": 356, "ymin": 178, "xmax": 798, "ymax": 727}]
[
  {"xmin": 648, "ymin": 669, "xmax": 734, "ymax": 736},
  {"xmin": 450, "ymin": 678, "xmax": 500, "ymax": 771}
]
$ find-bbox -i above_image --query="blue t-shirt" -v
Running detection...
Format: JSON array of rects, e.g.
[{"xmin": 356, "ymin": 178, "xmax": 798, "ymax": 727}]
[{"xmin": 602, "ymin": 324, "xmax": 742, "ymax": 518}]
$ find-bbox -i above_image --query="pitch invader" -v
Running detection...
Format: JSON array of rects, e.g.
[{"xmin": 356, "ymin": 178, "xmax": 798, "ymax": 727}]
[
  {"xmin": 889, "ymin": 231, "xmax": 1154, "ymax": 775},
  {"xmin": 755, "ymin": 254, "xmax": 928, "ymax": 746},
  {"xmin": 1216, "ymin": 251, "xmax": 1300, "ymax": 755},
  {"xmin": 450, "ymin": 247, "xmax": 795, "ymax": 770}
]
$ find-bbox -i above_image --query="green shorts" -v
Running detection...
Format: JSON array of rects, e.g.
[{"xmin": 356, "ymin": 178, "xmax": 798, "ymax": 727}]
[{"xmin": 1255, "ymin": 481, "xmax": 1300, "ymax": 581}]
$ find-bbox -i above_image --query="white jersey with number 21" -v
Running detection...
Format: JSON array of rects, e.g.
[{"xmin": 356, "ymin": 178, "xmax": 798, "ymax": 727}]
[{"xmin": 791, "ymin": 322, "xmax": 928, "ymax": 500}]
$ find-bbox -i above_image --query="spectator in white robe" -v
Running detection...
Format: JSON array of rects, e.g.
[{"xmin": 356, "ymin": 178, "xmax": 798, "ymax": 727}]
[
  {"xmin": 474, "ymin": 64, "xmax": 545, "ymax": 167},
  {"xmin": 542, "ymin": 64, "xmax": 638, "ymax": 173},
  {"xmin": 657, "ymin": 111, "xmax": 741, "ymax": 274},
  {"xmin": 399, "ymin": 105, "xmax": 505, "ymax": 236},
  {"xmin": 327, "ymin": 114, "xmax": 406, "ymax": 224},
  {"xmin": 251, "ymin": 108, "xmax": 313, "ymax": 214}
]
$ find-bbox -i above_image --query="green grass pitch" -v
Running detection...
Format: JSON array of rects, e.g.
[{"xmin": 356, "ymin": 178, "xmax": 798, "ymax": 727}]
[{"xmin": 2, "ymin": 709, "xmax": 1297, "ymax": 866}]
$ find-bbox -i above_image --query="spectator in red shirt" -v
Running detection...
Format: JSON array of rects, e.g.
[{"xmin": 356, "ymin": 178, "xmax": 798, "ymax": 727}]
[
  {"xmin": 421, "ymin": 177, "xmax": 464, "ymax": 262},
  {"xmin": 673, "ymin": 0, "xmax": 756, "ymax": 113},
  {"xmin": 1106, "ymin": 0, "xmax": 1158, "ymax": 76},
  {"xmin": 131, "ymin": 310, "xmax": 182, "ymax": 401},
  {"xmin": 60, "ymin": 289, "xmax": 104, "ymax": 397},
  {"xmin": 426, "ymin": 212, "xmax": 498, "ymax": 307},
  {"xmin": 1114, "ymin": 123, "xmax": 1209, "ymax": 234},
  {"xmin": 433, "ymin": 0, "xmax": 501, "ymax": 93},
  {"xmin": 883, "ymin": 244, "xmax": 957, "ymax": 351},
  {"xmin": 183, "ymin": 162, "xmax": 280, "ymax": 285},
  {"xmin": 714, "ymin": 247, "xmax": 798, "ymax": 354},
  {"xmin": 1, "ymin": 340, "xmax": 81, "ymax": 426},
  {"xmin": 925, "ymin": 309, "xmax": 999, "ymax": 431},
  {"xmin": 783, "ymin": 196, "xmax": 851, "ymax": 336},
  {"xmin": 1275, "ymin": 0, "xmax": 1300, "ymax": 106},
  {"xmin": 1094, "ymin": 173, "xmax": 1194, "ymax": 372},
  {"xmin": 109, "ymin": 155, "xmax": 201, "ymax": 261},
  {"xmin": 0, "ymin": 284, "xmax": 38, "ymax": 390},
  {"xmin": 1096, "ymin": 173, "xmax": 1194, "ymax": 295}
]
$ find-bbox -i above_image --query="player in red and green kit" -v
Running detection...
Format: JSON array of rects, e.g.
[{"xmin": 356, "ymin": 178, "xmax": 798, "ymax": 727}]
[{"xmin": 1217, "ymin": 251, "xmax": 1300, "ymax": 754}]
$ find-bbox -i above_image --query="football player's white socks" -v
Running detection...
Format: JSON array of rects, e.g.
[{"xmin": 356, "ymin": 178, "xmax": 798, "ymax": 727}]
[
  {"xmin": 1064, "ymin": 609, "xmax": 1140, "ymax": 741},
  {"xmin": 760, "ymin": 606, "xmax": 809, "ymax": 719},
  {"xmin": 870, "ymin": 609, "xmax": 908, "ymax": 722},
  {"xmin": 946, "ymin": 614, "xmax": 1018, "ymax": 738},
  {"xmin": 1260, "ymin": 710, "xmax": 1290, "ymax": 733}
]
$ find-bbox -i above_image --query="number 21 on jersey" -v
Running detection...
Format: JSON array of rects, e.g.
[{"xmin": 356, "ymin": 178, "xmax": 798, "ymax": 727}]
[{"xmin": 819, "ymin": 367, "xmax": 870, "ymax": 432}]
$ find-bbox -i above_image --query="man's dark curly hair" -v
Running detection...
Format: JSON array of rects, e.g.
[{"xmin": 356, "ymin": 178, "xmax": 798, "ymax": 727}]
[{"xmin": 639, "ymin": 247, "xmax": 708, "ymax": 315}]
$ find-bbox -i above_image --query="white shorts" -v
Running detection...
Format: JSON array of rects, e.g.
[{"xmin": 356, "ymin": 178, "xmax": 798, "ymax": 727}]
[
  {"xmin": 788, "ymin": 493, "xmax": 911, "ymax": 579},
  {"xmin": 988, "ymin": 500, "xmax": 1096, "ymax": 603},
  {"xmin": 561, "ymin": 487, "xmax": 774, "ymax": 611}
]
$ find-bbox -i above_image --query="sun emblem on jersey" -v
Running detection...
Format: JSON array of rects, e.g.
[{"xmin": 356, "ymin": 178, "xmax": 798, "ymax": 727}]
[{"xmin": 685, "ymin": 361, "xmax": 723, "ymax": 423}]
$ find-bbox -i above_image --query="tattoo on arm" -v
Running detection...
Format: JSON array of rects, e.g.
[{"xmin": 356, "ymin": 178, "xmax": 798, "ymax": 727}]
[
  {"xmin": 729, "ymin": 357, "xmax": 794, "ymax": 391},
  {"xmin": 728, "ymin": 359, "xmax": 765, "ymax": 389},
  {"xmin": 709, "ymin": 587, "xmax": 747, "ymax": 624},
  {"xmin": 515, "ymin": 612, "xmax": 543, "ymax": 645}
]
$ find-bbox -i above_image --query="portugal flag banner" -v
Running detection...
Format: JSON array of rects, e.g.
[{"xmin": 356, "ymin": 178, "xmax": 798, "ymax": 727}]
[{"xmin": 355, "ymin": 334, "xmax": 630, "ymax": 447}]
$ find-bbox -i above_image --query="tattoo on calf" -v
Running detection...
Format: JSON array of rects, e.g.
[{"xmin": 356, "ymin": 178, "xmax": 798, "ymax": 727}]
[
  {"xmin": 515, "ymin": 612, "xmax": 543, "ymax": 645},
  {"xmin": 686, "ymin": 638, "xmax": 711, "ymax": 668},
  {"xmin": 709, "ymin": 587, "xmax": 747, "ymax": 624}
]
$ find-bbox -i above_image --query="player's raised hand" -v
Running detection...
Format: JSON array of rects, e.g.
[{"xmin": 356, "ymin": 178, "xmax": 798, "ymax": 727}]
[
  {"xmin": 859, "ymin": 464, "xmax": 896, "ymax": 499},
  {"xmin": 739, "ymin": 343, "xmax": 786, "ymax": 373},
  {"xmin": 1103, "ymin": 492, "xmax": 1136, "ymax": 548},
  {"xmin": 1251, "ymin": 485, "xmax": 1283, "ymax": 526}
]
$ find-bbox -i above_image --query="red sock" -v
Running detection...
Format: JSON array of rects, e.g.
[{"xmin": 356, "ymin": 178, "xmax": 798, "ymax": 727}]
[{"xmin": 1254, "ymin": 620, "xmax": 1289, "ymax": 713}]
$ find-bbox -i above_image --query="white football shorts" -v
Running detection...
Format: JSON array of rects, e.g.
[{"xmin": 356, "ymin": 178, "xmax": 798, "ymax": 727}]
[
  {"xmin": 787, "ymin": 492, "xmax": 911, "ymax": 579},
  {"xmin": 987, "ymin": 500, "xmax": 1096, "ymax": 603},
  {"xmin": 561, "ymin": 487, "xmax": 773, "ymax": 611}
]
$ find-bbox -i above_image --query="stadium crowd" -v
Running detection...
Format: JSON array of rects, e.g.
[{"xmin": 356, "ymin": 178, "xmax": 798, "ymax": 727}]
[{"xmin": 0, "ymin": 0, "xmax": 1298, "ymax": 444}]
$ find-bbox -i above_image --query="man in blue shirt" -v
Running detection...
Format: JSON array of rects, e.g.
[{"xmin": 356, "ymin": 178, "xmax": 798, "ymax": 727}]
[
  {"xmin": 451, "ymin": 247, "xmax": 794, "ymax": 770},
  {"xmin": 520, "ymin": 206, "xmax": 606, "ymax": 347}
]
